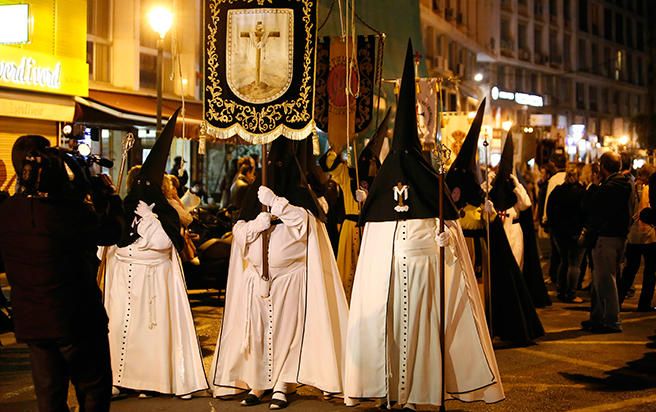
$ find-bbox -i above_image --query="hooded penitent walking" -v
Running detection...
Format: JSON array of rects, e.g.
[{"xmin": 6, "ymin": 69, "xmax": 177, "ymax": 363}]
[
  {"xmin": 210, "ymin": 138, "xmax": 349, "ymax": 409},
  {"xmin": 344, "ymin": 41, "xmax": 504, "ymax": 410},
  {"xmin": 102, "ymin": 109, "xmax": 208, "ymax": 398},
  {"xmin": 490, "ymin": 134, "xmax": 551, "ymax": 308},
  {"xmin": 446, "ymin": 108, "xmax": 545, "ymax": 345}
]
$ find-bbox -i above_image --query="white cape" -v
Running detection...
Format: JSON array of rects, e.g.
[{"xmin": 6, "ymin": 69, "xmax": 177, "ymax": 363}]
[
  {"xmin": 345, "ymin": 219, "xmax": 504, "ymax": 406},
  {"xmin": 210, "ymin": 214, "xmax": 349, "ymax": 395}
]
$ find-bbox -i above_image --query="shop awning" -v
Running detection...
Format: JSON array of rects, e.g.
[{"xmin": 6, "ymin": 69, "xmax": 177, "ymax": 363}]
[
  {"xmin": 0, "ymin": 90, "xmax": 76, "ymax": 122},
  {"xmin": 74, "ymin": 89, "xmax": 203, "ymax": 139}
]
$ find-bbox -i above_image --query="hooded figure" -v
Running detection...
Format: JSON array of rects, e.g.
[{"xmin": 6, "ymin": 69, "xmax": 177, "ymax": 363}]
[
  {"xmin": 102, "ymin": 108, "xmax": 209, "ymax": 398},
  {"xmin": 491, "ymin": 134, "xmax": 551, "ymax": 307},
  {"xmin": 210, "ymin": 137, "xmax": 349, "ymax": 409},
  {"xmin": 344, "ymin": 40, "xmax": 504, "ymax": 410},
  {"xmin": 446, "ymin": 110, "xmax": 545, "ymax": 344}
]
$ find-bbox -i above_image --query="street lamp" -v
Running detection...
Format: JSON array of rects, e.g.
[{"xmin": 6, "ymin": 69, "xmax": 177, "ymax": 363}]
[{"xmin": 148, "ymin": 6, "xmax": 173, "ymax": 133}]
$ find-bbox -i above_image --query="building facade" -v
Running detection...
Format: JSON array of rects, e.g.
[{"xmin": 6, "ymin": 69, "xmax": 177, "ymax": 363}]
[{"xmin": 419, "ymin": 0, "xmax": 650, "ymax": 163}]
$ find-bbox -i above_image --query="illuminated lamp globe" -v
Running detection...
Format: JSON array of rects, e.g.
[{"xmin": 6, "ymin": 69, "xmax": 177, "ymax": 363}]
[
  {"xmin": 148, "ymin": 6, "xmax": 173, "ymax": 39},
  {"xmin": 474, "ymin": 73, "xmax": 484, "ymax": 82}
]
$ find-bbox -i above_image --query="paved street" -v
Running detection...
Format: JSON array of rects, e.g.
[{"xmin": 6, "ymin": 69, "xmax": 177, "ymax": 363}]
[{"xmin": 1, "ymin": 280, "xmax": 656, "ymax": 411}]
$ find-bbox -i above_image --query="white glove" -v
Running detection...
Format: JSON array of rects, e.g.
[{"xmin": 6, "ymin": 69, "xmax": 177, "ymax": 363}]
[
  {"xmin": 483, "ymin": 199, "xmax": 496, "ymax": 215},
  {"xmin": 481, "ymin": 171, "xmax": 496, "ymax": 193},
  {"xmin": 135, "ymin": 200, "xmax": 156, "ymax": 219},
  {"xmin": 436, "ymin": 230, "xmax": 451, "ymax": 247},
  {"xmin": 258, "ymin": 186, "xmax": 277, "ymax": 207},
  {"xmin": 252, "ymin": 212, "xmax": 272, "ymax": 233},
  {"xmin": 355, "ymin": 189, "xmax": 367, "ymax": 203}
]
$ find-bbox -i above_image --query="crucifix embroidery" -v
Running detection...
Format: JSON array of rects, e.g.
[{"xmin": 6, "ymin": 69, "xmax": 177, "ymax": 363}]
[
  {"xmin": 240, "ymin": 21, "xmax": 280, "ymax": 91},
  {"xmin": 393, "ymin": 182, "xmax": 409, "ymax": 213}
]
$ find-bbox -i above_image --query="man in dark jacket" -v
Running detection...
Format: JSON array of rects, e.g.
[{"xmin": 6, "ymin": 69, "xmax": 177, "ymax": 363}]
[
  {"xmin": 547, "ymin": 165, "xmax": 586, "ymax": 303},
  {"xmin": 0, "ymin": 135, "xmax": 124, "ymax": 412},
  {"xmin": 582, "ymin": 151, "xmax": 634, "ymax": 333}
]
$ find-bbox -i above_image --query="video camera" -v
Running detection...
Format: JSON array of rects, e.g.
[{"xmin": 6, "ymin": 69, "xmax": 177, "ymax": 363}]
[{"xmin": 14, "ymin": 136, "xmax": 115, "ymax": 203}]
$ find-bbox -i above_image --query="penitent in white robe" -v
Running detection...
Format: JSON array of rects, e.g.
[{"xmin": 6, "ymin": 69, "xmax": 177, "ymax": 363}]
[
  {"xmin": 103, "ymin": 215, "xmax": 208, "ymax": 396},
  {"xmin": 210, "ymin": 196, "xmax": 349, "ymax": 396},
  {"xmin": 345, "ymin": 218, "xmax": 504, "ymax": 407}
]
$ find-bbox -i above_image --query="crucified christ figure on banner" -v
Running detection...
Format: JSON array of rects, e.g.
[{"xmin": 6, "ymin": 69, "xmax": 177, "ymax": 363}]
[{"xmin": 240, "ymin": 21, "xmax": 280, "ymax": 94}]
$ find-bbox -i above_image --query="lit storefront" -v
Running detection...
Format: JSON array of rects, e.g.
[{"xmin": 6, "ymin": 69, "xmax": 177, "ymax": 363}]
[{"xmin": 0, "ymin": 1, "xmax": 88, "ymax": 193}]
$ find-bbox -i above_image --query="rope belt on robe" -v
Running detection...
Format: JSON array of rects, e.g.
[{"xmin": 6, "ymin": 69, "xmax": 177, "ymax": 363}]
[
  {"xmin": 114, "ymin": 253, "xmax": 169, "ymax": 330},
  {"xmin": 344, "ymin": 214, "xmax": 359, "ymax": 222}
]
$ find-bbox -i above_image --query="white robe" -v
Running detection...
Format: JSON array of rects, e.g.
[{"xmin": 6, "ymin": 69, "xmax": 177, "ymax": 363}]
[
  {"xmin": 345, "ymin": 218, "xmax": 504, "ymax": 407},
  {"xmin": 501, "ymin": 183, "xmax": 532, "ymax": 269},
  {"xmin": 210, "ymin": 197, "xmax": 349, "ymax": 396},
  {"xmin": 103, "ymin": 215, "xmax": 208, "ymax": 396}
]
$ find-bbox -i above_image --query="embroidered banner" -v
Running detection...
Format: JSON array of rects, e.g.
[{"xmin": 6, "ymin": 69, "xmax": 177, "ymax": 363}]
[
  {"xmin": 315, "ymin": 35, "xmax": 379, "ymax": 148},
  {"xmin": 203, "ymin": 0, "xmax": 317, "ymax": 143},
  {"xmin": 440, "ymin": 112, "xmax": 492, "ymax": 168}
]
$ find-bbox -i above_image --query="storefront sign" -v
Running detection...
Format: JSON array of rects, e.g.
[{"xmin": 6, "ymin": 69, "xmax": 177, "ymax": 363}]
[
  {"xmin": 491, "ymin": 86, "xmax": 544, "ymax": 107},
  {"xmin": 0, "ymin": 46, "xmax": 88, "ymax": 96},
  {"xmin": 0, "ymin": 95, "xmax": 75, "ymax": 122}
]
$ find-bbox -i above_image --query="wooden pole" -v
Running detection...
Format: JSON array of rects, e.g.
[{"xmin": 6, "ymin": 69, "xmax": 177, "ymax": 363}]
[
  {"xmin": 97, "ymin": 133, "xmax": 135, "ymax": 293},
  {"xmin": 260, "ymin": 143, "xmax": 270, "ymax": 289},
  {"xmin": 438, "ymin": 171, "xmax": 446, "ymax": 412},
  {"xmin": 483, "ymin": 135, "xmax": 493, "ymax": 337}
]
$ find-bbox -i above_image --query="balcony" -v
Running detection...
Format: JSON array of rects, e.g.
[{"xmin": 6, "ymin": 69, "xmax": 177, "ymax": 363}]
[
  {"xmin": 519, "ymin": 48, "xmax": 532, "ymax": 61},
  {"xmin": 550, "ymin": 54, "xmax": 563, "ymax": 66},
  {"xmin": 445, "ymin": 7, "xmax": 455, "ymax": 21},
  {"xmin": 501, "ymin": 0, "xmax": 513, "ymax": 12},
  {"xmin": 500, "ymin": 38, "xmax": 514, "ymax": 57},
  {"xmin": 534, "ymin": 4, "xmax": 544, "ymax": 17},
  {"xmin": 518, "ymin": 2, "xmax": 529, "ymax": 16},
  {"xmin": 535, "ymin": 53, "xmax": 549, "ymax": 65},
  {"xmin": 550, "ymin": 14, "xmax": 558, "ymax": 26}
]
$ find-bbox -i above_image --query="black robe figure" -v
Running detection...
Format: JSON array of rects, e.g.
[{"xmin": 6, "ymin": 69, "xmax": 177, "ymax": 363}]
[
  {"xmin": 446, "ymin": 103, "xmax": 544, "ymax": 345},
  {"xmin": 490, "ymin": 134, "xmax": 551, "ymax": 308}
]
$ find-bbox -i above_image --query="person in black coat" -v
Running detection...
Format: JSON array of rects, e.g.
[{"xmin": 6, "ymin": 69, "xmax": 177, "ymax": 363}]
[
  {"xmin": 0, "ymin": 135, "xmax": 125, "ymax": 412},
  {"xmin": 547, "ymin": 165, "xmax": 587, "ymax": 303},
  {"xmin": 581, "ymin": 151, "xmax": 634, "ymax": 333}
]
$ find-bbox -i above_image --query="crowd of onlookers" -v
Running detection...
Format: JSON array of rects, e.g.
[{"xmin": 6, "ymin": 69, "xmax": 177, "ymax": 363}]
[{"xmin": 525, "ymin": 149, "xmax": 655, "ymax": 333}]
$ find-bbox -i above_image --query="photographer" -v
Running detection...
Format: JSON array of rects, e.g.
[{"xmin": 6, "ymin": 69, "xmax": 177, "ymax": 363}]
[{"xmin": 0, "ymin": 135, "xmax": 125, "ymax": 412}]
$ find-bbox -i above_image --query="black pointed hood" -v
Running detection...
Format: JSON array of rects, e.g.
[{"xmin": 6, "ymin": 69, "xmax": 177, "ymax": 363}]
[
  {"xmin": 359, "ymin": 40, "xmax": 458, "ymax": 223},
  {"xmin": 357, "ymin": 107, "xmax": 392, "ymax": 190},
  {"xmin": 119, "ymin": 109, "xmax": 184, "ymax": 252},
  {"xmin": 490, "ymin": 131, "xmax": 517, "ymax": 211},
  {"xmin": 239, "ymin": 137, "xmax": 326, "ymax": 222},
  {"xmin": 445, "ymin": 98, "xmax": 486, "ymax": 208}
]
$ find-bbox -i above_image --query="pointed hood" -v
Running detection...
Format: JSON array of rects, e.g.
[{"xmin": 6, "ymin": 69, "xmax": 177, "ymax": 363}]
[
  {"xmin": 140, "ymin": 108, "xmax": 180, "ymax": 189},
  {"xmin": 490, "ymin": 131, "xmax": 517, "ymax": 211},
  {"xmin": 359, "ymin": 39, "xmax": 458, "ymax": 223},
  {"xmin": 357, "ymin": 107, "xmax": 392, "ymax": 190},
  {"xmin": 239, "ymin": 137, "xmax": 326, "ymax": 222},
  {"xmin": 119, "ymin": 109, "xmax": 184, "ymax": 252},
  {"xmin": 445, "ymin": 98, "xmax": 486, "ymax": 208}
]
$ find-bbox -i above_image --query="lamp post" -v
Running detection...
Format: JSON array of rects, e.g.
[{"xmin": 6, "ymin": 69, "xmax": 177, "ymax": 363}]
[{"xmin": 148, "ymin": 6, "xmax": 173, "ymax": 134}]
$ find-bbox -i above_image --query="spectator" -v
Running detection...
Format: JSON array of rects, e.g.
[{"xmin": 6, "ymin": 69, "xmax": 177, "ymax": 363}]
[
  {"xmin": 547, "ymin": 165, "xmax": 586, "ymax": 303},
  {"xmin": 229, "ymin": 161, "xmax": 255, "ymax": 209},
  {"xmin": 0, "ymin": 135, "xmax": 124, "ymax": 411},
  {"xmin": 169, "ymin": 156, "xmax": 189, "ymax": 197},
  {"xmin": 578, "ymin": 162, "xmax": 601, "ymax": 290},
  {"xmin": 619, "ymin": 165, "xmax": 656, "ymax": 312},
  {"xmin": 542, "ymin": 152, "xmax": 567, "ymax": 283},
  {"xmin": 581, "ymin": 151, "xmax": 634, "ymax": 333}
]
